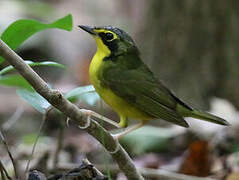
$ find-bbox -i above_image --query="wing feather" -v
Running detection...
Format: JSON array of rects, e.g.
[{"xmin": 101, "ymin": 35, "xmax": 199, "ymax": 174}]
[{"xmin": 102, "ymin": 67, "xmax": 189, "ymax": 127}]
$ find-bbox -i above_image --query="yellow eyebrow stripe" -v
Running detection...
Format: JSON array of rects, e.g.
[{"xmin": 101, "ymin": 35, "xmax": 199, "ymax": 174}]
[{"xmin": 94, "ymin": 29, "xmax": 117, "ymax": 41}]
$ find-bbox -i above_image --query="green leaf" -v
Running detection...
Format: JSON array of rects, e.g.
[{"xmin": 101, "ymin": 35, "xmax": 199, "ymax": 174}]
[
  {"xmin": 65, "ymin": 85, "xmax": 100, "ymax": 105},
  {"xmin": 0, "ymin": 74, "xmax": 32, "ymax": 89},
  {"xmin": 0, "ymin": 14, "xmax": 73, "ymax": 63},
  {"xmin": 119, "ymin": 126, "xmax": 185, "ymax": 155},
  {"xmin": 17, "ymin": 89, "xmax": 50, "ymax": 113},
  {"xmin": 21, "ymin": 133, "xmax": 39, "ymax": 145},
  {"xmin": 0, "ymin": 60, "xmax": 66, "ymax": 75},
  {"xmin": 21, "ymin": 133, "xmax": 49, "ymax": 145}
]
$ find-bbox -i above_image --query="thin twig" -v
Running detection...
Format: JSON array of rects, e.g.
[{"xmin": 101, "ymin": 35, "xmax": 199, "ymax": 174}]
[
  {"xmin": 53, "ymin": 123, "xmax": 65, "ymax": 169},
  {"xmin": 2, "ymin": 107, "xmax": 24, "ymax": 131},
  {"xmin": 0, "ymin": 38, "xmax": 144, "ymax": 180},
  {"xmin": 82, "ymin": 159, "xmax": 104, "ymax": 176},
  {"xmin": 0, "ymin": 130, "xmax": 18, "ymax": 179},
  {"xmin": 0, "ymin": 160, "xmax": 12, "ymax": 180},
  {"xmin": 1, "ymin": 169, "xmax": 6, "ymax": 180},
  {"xmin": 25, "ymin": 111, "xmax": 47, "ymax": 174}
]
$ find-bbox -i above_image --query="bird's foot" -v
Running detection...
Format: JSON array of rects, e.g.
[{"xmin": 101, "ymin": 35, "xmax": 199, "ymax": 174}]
[
  {"xmin": 66, "ymin": 117, "xmax": 71, "ymax": 127},
  {"xmin": 111, "ymin": 122, "xmax": 145, "ymax": 140},
  {"xmin": 112, "ymin": 132, "xmax": 126, "ymax": 140},
  {"xmin": 81, "ymin": 109, "xmax": 120, "ymax": 128}
]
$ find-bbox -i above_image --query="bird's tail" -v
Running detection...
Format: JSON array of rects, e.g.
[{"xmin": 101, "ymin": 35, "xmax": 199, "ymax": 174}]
[
  {"xmin": 190, "ymin": 109, "xmax": 230, "ymax": 126},
  {"xmin": 177, "ymin": 104, "xmax": 230, "ymax": 126}
]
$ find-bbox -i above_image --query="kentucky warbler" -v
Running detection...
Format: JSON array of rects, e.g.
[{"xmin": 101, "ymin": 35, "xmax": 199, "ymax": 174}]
[{"xmin": 79, "ymin": 25, "xmax": 229, "ymax": 139}]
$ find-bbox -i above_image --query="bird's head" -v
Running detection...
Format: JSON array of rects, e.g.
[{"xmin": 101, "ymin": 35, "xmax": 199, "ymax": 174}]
[{"xmin": 79, "ymin": 25, "xmax": 138, "ymax": 58}]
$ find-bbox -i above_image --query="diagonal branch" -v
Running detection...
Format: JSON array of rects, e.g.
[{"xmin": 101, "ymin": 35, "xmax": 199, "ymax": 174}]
[
  {"xmin": 0, "ymin": 160, "xmax": 12, "ymax": 180},
  {"xmin": 0, "ymin": 130, "xmax": 18, "ymax": 179},
  {"xmin": 0, "ymin": 39, "xmax": 144, "ymax": 180}
]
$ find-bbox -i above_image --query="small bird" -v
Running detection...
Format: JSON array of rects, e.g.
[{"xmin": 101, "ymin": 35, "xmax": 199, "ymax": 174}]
[{"xmin": 79, "ymin": 25, "xmax": 229, "ymax": 139}]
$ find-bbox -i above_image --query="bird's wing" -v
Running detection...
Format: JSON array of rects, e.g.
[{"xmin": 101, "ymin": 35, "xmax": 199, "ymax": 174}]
[{"xmin": 102, "ymin": 66, "xmax": 189, "ymax": 127}]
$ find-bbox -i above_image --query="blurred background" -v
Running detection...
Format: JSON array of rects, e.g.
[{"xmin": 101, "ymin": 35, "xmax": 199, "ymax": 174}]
[{"xmin": 0, "ymin": 0, "xmax": 239, "ymax": 179}]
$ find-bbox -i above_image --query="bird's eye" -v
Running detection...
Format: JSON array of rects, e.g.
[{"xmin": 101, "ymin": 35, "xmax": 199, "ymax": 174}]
[{"xmin": 105, "ymin": 33, "xmax": 114, "ymax": 41}]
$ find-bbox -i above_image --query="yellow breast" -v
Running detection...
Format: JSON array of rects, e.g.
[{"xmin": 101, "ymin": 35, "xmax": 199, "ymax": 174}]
[{"xmin": 89, "ymin": 37, "xmax": 151, "ymax": 120}]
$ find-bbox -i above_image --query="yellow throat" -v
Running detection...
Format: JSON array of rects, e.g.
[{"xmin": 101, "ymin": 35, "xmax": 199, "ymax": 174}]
[
  {"xmin": 89, "ymin": 34, "xmax": 152, "ymax": 124},
  {"xmin": 89, "ymin": 36, "xmax": 110, "ymax": 89},
  {"xmin": 89, "ymin": 29, "xmax": 117, "ymax": 84}
]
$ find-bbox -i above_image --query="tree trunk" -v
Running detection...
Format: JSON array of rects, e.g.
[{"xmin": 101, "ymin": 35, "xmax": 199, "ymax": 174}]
[{"xmin": 142, "ymin": 0, "xmax": 239, "ymax": 109}]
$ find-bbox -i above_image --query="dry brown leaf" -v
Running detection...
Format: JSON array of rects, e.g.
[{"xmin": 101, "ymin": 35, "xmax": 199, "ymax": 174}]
[{"xmin": 179, "ymin": 140, "xmax": 211, "ymax": 177}]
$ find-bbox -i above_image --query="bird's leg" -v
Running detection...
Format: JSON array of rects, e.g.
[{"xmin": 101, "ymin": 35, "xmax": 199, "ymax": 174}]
[
  {"xmin": 119, "ymin": 116, "xmax": 128, "ymax": 128},
  {"xmin": 66, "ymin": 109, "xmax": 120, "ymax": 128},
  {"xmin": 80, "ymin": 109, "xmax": 120, "ymax": 128},
  {"xmin": 112, "ymin": 121, "xmax": 145, "ymax": 140}
]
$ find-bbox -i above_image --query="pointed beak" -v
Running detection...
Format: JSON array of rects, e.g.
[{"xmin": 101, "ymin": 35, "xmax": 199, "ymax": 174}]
[{"xmin": 78, "ymin": 25, "xmax": 96, "ymax": 35}]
